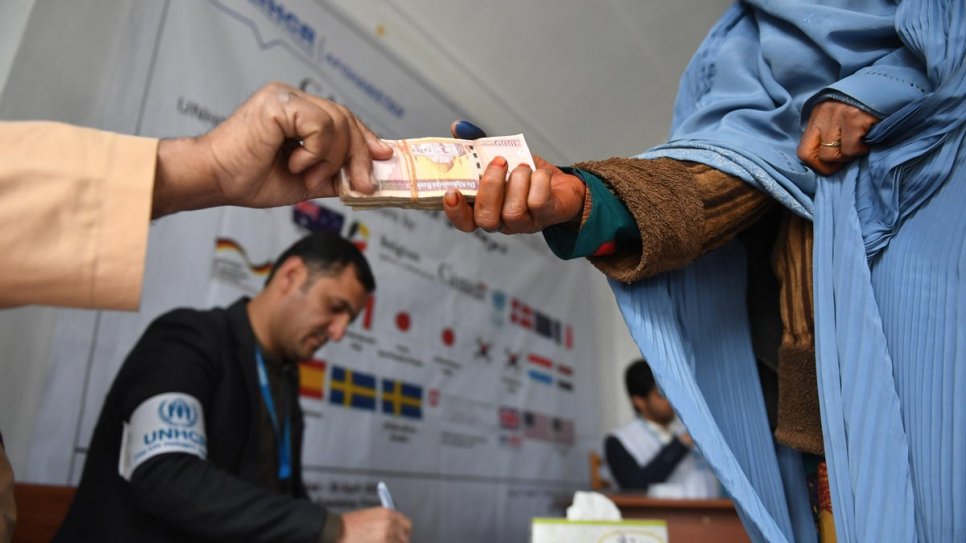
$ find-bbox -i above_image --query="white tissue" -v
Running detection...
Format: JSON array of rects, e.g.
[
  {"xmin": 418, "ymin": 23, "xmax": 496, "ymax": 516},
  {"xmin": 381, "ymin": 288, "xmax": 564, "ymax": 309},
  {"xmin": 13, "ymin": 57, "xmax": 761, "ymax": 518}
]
[{"xmin": 565, "ymin": 491, "xmax": 622, "ymax": 521}]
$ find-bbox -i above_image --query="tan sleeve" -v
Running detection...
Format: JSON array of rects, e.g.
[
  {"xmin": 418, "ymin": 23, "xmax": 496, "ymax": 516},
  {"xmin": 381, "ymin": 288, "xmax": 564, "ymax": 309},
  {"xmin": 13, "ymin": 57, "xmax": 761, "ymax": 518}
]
[
  {"xmin": 574, "ymin": 157, "xmax": 773, "ymax": 282},
  {"xmin": 0, "ymin": 122, "xmax": 158, "ymax": 310},
  {"xmin": 0, "ymin": 444, "xmax": 14, "ymax": 543}
]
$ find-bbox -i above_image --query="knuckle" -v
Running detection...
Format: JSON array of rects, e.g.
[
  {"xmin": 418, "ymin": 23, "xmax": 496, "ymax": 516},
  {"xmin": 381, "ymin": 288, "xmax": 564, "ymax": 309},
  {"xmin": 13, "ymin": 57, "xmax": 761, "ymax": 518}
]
[
  {"xmin": 530, "ymin": 198, "xmax": 553, "ymax": 215},
  {"xmin": 476, "ymin": 209, "xmax": 501, "ymax": 230},
  {"xmin": 481, "ymin": 172, "xmax": 504, "ymax": 188},
  {"xmin": 329, "ymin": 111, "xmax": 350, "ymax": 134},
  {"xmin": 263, "ymin": 81, "xmax": 286, "ymax": 94},
  {"xmin": 502, "ymin": 201, "xmax": 528, "ymax": 222}
]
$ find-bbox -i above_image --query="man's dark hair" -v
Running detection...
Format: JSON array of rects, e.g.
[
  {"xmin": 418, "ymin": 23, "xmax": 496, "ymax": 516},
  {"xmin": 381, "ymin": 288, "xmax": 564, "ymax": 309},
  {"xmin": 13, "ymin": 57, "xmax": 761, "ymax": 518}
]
[
  {"xmin": 624, "ymin": 358, "xmax": 656, "ymax": 399},
  {"xmin": 265, "ymin": 231, "xmax": 375, "ymax": 292}
]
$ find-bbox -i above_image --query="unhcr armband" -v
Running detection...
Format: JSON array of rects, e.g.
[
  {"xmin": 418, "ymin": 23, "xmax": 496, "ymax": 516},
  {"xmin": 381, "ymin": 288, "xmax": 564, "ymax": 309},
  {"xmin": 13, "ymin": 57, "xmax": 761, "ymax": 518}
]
[{"xmin": 118, "ymin": 393, "xmax": 208, "ymax": 481}]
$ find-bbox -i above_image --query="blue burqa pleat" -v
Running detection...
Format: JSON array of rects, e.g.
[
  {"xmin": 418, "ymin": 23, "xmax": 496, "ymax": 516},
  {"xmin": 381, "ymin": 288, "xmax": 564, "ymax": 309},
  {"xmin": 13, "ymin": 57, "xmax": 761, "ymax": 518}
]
[{"xmin": 618, "ymin": 0, "xmax": 966, "ymax": 541}]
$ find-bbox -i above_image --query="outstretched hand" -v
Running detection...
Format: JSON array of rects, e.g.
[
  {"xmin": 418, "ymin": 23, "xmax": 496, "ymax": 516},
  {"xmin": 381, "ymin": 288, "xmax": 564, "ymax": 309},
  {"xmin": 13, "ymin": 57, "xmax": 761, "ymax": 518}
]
[
  {"xmin": 153, "ymin": 82, "xmax": 393, "ymax": 217},
  {"xmin": 442, "ymin": 120, "xmax": 585, "ymax": 234},
  {"xmin": 443, "ymin": 156, "xmax": 585, "ymax": 234},
  {"xmin": 797, "ymin": 100, "xmax": 879, "ymax": 176}
]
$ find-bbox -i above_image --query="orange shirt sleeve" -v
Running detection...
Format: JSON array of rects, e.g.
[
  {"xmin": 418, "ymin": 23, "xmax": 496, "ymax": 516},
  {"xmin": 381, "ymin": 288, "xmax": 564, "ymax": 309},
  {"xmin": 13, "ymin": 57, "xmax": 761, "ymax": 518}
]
[{"xmin": 0, "ymin": 122, "xmax": 158, "ymax": 310}]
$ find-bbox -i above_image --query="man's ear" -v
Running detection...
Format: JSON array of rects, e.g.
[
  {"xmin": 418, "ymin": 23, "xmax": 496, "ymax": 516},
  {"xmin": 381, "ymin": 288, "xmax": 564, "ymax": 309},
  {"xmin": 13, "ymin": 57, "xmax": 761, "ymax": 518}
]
[
  {"xmin": 271, "ymin": 256, "xmax": 308, "ymax": 295},
  {"xmin": 630, "ymin": 395, "xmax": 648, "ymax": 416}
]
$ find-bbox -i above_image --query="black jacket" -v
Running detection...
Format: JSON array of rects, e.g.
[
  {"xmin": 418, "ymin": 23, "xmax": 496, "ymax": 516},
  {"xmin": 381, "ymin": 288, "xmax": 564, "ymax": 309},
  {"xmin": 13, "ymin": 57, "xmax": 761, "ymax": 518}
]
[{"xmin": 55, "ymin": 299, "xmax": 329, "ymax": 542}]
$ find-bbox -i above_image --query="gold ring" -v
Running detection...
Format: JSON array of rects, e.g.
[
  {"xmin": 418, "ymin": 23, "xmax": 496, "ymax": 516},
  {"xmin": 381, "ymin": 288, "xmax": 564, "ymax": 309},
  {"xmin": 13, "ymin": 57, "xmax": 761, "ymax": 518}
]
[{"xmin": 819, "ymin": 140, "xmax": 842, "ymax": 148}]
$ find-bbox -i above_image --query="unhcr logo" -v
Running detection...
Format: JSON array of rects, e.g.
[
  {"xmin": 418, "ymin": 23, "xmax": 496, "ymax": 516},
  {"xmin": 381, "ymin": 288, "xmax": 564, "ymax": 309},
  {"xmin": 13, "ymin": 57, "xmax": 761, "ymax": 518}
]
[
  {"xmin": 158, "ymin": 398, "xmax": 199, "ymax": 427},
  {"xmin": 143, "ymin": 427, "xmax": 207, "ymax": 447},
  {"xmin": 249, "ymin": 0, "xmax": 317, "ymax": 53}
]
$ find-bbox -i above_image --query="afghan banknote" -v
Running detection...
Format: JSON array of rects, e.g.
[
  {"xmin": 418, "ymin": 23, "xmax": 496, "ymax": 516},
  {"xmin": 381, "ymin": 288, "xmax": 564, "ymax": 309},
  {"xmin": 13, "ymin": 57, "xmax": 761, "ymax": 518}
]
[{"xmin": 340, "ymin": 134, "xmax": 535, "ymax": 210}]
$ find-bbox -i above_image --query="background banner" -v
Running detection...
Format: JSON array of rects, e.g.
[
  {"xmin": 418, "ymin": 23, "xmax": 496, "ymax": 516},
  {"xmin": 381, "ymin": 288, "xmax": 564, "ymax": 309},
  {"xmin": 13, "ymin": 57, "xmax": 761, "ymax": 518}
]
[{"xmin": 13, "ymin": 2, "xmax": 602, "ymax": 540}]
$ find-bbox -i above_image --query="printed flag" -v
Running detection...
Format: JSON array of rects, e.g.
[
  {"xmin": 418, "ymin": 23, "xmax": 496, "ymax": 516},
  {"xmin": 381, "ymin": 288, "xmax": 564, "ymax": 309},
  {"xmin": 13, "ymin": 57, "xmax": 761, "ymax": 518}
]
[
  {"xmin": 360, "ymin": 296, "xmax": 375, "ymax": 330},
  {"xmin": 557, "ymin": 363, "xmax": 574, "ymax": 392},
  {"xmin": 499, "ymin": 407, "xmax": 521, "ymax": 430},
  {"xmin": 298, "ymin": 359, "xmax": 326, "ymax": 399},
  {"xmin": 528, "ymin": 369, "xmax": 553, "ymax": 385},
  {"xmin": 214, "ymin": 238, "xmax": 273, "ymax": 276},
  {"xmin": 510, "ymin": 298, "xmax": 533, "ymax": 329},
  {"xmin": 381, "ymin": 379, "xmax": 423, "ymax": 419},
  {"xmin": 329, "ymin": 366, "xmax": 377, "ymax": 410},
  {"xmin": 524, "ymin": 410, "xmax": 551, "ymax": 440},
  {"xmin": 527, "ymin": 354, "xmax": 554, "ymax": 385},
  {"xmin": 552, "ymin": 417, "xmax": 575, "ymax": 445},
  {"xmin": 292, "ymin": 201, "xmax": 345, "ymax": 233},
  {"xmin": 535, "ymin": 311, "xmax": 554, "ymax": 340},
  {"xmin": 500, "ymin": 434, "xmax": 522, "ymax": 448},
  {"xmin": 527, "ymin": 353, "xmax": 553, "ymax": 369}
]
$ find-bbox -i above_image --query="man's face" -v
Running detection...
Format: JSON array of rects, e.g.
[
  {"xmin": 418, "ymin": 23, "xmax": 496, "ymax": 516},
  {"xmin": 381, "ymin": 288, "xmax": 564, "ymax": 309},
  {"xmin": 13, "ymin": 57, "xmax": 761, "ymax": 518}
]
[
  {"xmin": 640, "ymin": 389, "xmax": 675, "ymax": 426},
  {"xmin": 273, "ymin": 263, "xmax": 369, "ymax": 360}
]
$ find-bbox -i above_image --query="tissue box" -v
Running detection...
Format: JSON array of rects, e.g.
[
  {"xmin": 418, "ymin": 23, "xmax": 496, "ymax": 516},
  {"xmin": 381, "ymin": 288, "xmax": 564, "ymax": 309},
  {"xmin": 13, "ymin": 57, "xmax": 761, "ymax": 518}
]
[{"xmin": 531, "ymin": 518, "xmax": 668, "ymax": 543}]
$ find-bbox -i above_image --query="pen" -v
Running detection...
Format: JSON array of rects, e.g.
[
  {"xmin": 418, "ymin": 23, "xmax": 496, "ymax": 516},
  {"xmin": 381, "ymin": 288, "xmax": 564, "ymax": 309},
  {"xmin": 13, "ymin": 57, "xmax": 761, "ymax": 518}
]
[{"xmin": 377, "ymin": 481, "xmax": 395, "ymax": 510}]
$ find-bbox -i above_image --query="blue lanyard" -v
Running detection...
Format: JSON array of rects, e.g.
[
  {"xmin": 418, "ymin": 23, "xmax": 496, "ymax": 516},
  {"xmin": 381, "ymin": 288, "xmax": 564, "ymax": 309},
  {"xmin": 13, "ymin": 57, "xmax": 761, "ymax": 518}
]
[{"xmin": 255, "ymin": 347, "xmax": 292, "ymax": 480}]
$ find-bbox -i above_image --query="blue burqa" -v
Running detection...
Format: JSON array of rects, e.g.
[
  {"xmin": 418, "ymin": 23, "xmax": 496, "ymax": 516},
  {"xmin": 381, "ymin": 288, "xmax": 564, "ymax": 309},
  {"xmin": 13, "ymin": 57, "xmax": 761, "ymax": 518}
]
[{"xmin": 623, "ymin": 1, "xmax": 965, "ymax": 541}]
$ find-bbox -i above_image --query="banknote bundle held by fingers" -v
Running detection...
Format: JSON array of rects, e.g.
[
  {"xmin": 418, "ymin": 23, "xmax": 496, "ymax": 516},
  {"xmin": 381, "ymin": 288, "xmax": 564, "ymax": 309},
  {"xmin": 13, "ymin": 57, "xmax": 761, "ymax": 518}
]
[{"xmin": 339, "ymin": 134, "xmax": 535, "ymax": 210}]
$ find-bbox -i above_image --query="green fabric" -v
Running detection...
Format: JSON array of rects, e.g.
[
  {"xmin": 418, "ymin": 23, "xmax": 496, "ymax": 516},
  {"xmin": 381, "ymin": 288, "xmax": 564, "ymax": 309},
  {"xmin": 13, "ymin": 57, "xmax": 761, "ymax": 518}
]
[{"xmin": 543, "ymin": 168, "xmax": 639, "ymax": 259}]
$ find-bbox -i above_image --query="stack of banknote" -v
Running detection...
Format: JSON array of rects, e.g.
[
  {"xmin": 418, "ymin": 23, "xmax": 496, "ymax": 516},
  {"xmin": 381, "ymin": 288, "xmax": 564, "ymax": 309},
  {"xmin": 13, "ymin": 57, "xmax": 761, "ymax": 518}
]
[{"xmin": 339, "ymin": 134, "xmax": 535, "ymax": 210}]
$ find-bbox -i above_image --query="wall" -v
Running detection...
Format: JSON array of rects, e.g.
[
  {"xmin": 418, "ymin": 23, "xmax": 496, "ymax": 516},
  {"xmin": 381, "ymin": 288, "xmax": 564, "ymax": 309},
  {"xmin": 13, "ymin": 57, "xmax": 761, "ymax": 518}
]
[{"xmin": 0, "ymin": 0, "xmax": 730, "ymax": 488}]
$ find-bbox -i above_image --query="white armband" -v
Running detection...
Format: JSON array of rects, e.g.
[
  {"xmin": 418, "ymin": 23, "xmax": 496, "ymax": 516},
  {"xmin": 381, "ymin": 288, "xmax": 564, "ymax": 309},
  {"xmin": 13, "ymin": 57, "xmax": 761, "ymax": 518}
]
[{"xmin": 118, "ymin": 393, "xmax": 208, "ymax": 481}]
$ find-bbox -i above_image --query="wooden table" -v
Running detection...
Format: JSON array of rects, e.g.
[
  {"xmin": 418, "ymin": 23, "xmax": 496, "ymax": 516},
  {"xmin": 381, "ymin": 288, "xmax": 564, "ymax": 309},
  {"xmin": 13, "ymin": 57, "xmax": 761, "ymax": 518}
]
[
  {"xmin": 606, "ymin": 493, "xmax": 750, "ymax": 543},
  {"xmin": 12, "ymin": 484, "xmax": 76, "ymax": 543}
]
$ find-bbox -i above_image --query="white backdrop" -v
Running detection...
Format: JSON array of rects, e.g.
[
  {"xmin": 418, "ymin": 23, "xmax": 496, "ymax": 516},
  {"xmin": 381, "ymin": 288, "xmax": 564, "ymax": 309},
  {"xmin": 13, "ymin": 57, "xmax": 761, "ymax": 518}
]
[
  {"xmin": 3, "ymin": 1, "xmax": 603, "ymax": 541},
  {"xmin": 0, "ymin": 0, "xmax": 736, "ymax": 540}
]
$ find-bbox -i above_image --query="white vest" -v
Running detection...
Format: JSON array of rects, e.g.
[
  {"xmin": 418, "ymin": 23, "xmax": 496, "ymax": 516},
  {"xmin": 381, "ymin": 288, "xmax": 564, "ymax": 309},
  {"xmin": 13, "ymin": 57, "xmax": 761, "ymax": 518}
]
[{"xmin": 612, "ymin": 417, "xmax": 719, "ymax": 498}]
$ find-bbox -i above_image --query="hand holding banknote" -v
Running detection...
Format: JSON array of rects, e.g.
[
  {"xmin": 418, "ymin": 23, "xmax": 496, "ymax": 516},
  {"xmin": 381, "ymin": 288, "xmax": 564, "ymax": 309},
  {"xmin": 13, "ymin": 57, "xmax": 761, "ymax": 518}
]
[
  {"xmin": 443, "ymin": 121, "xmax": 586, "ymax": 234},
  {"xmin": 340, "ymin": 134, "xmax": 536, "ymax": 210}
]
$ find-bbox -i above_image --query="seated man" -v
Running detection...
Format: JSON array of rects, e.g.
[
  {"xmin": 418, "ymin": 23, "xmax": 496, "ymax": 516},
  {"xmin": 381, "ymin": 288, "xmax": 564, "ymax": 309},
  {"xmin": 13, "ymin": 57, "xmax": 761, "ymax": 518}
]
[
  {"xmin": 55, "ymin": 231, "xmax": 410, "ymax": 543},
  {"xmin": 604, "ymin": 359, "xmax": 718, "ymax": 498}
]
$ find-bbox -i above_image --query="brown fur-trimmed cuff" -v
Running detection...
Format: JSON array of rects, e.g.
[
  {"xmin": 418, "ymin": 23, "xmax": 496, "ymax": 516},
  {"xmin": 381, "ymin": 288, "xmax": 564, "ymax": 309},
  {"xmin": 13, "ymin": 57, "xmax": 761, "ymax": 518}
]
[
  {"xmin": 575, "ymin": 158, "xmax": 772, "ymax": 283},
  {"xmin": 575, "ymin": 157, "xmax": 705, "ymax": 282},
  {"xmin": 774, "ymin": 343, "xmax": 824, "ymax": 455}
]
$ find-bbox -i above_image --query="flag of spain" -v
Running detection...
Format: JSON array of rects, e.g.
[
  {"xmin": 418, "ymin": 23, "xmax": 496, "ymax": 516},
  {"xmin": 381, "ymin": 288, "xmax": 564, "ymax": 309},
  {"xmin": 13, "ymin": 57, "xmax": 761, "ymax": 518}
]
[{"xmin": 298, "ymin": 359, "xmax": 326, "ymax": 399}]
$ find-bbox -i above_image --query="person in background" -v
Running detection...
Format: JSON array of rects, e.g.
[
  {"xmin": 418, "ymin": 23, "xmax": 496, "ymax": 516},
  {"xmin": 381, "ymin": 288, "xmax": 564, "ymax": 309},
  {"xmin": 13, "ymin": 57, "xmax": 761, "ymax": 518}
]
[
  {"xmin": 0, "ymin": 81, "xmax": 391, "ymax": 310},
  {"xmin": 605, "ymin": 359, "xmax": 717, "ymax": 498},
  {"xmin": 54, "ymin": 232, "xmax": 410, "ymax": 543}
]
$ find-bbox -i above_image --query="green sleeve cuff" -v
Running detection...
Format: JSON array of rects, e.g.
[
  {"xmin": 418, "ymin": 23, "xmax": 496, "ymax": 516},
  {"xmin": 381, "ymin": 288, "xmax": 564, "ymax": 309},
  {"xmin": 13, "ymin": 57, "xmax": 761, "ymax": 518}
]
[{"xmin": 543, "ymin": 168, "xmax": 638, "ymax": 260}]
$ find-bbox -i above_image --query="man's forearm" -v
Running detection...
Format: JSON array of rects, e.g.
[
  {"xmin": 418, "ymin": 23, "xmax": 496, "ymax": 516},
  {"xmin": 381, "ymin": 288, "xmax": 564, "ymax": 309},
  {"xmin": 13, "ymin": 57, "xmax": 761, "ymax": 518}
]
[{"xmin": 131, "ymin": 454, "xmax": 327, "ymax": 542}]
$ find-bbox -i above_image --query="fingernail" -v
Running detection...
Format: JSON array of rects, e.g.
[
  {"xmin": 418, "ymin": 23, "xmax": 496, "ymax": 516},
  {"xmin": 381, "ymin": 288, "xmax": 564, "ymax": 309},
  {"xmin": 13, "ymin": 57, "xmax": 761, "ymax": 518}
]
[
  {"xmin": 491, "ymin": 156, "xmax": 507, "ymax": 168},
  {"xmin": 444, "ymin": 190, "xmax": 459, "ymax": 206},
  {"xmin": 452, "ymin": 120, "xmax": 487, "ymax": 140}
]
